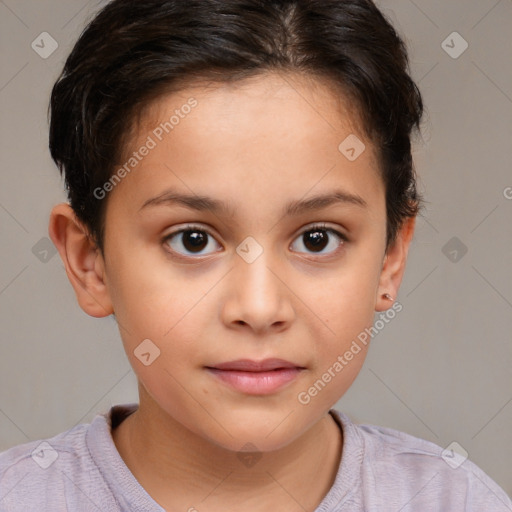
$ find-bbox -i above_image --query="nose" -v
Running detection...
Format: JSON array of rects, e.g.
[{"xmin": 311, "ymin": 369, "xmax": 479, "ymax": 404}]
[{"xmin": 221, "ymin": 247, "xmax": 295, "ymax": 335}]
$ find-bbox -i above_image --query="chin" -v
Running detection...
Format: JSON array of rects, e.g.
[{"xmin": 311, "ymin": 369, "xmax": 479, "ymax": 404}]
[{"xmin": 194, "ymin": 409, "xmax": 314, "ymax": 454}]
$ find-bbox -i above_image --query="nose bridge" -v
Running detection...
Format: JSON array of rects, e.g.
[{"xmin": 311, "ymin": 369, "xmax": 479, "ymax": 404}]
[
  {"xmin": 235, "ymin": 239, "xmax": 280, "ymax": 304},
  {"xmin": 225, "ymin": 237, "xmax": 293, "ymax": 331}
]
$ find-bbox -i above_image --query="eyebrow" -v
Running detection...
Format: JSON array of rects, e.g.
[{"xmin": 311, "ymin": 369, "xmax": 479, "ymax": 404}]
[{"xmin": 139, "ymin": 187, "xmax": 368, "ymax": 217}]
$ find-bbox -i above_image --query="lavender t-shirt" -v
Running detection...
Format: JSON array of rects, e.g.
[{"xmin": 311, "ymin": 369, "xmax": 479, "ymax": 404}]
[{"xmin": 0, "ymin": 403, "xmax": 510, "ymax": 511}]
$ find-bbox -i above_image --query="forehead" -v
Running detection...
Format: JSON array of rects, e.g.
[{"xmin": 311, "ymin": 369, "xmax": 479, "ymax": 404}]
[
  {"xmin": 135, "ymin": 71, "xmax": 367, "ymax": 147},
  {"xmin": 109, "ymin": 71, "xmax": 384, "ymax": 220}
]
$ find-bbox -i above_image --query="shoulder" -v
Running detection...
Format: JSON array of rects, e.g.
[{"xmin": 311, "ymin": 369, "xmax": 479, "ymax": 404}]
[
  {"xmin": 0, "ymin": 416, "xmax": 118, "ymax": 511},
  {"xmin": 331, "ymin": 410, "xmax": 512, "ymax": 511}
]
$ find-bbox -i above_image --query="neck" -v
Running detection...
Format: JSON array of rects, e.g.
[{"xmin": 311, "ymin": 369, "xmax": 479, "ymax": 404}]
[{"xmin": 112, "ymin": 386, "xmax": 343, "ymax": 511}]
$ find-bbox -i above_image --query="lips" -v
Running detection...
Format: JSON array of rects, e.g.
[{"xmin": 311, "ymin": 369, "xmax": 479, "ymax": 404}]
[
  {"xmin": 205, "ymin": 358, "xmax": 305, "ymax": 395},
  {"xmin": 207, "ymin": 358, "xmax": 302, "ymax": 372}
]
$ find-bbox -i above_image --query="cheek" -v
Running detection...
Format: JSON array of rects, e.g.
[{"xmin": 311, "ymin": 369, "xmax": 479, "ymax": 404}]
[
  {"xmin": 107, "ymin": 248, "xmax": 213, "ymax": 338},
  {"xmin": 310, "ymin": 262, "xmax": 378, "ymax": 338},
  {"xmin": 297, "ymin": 259, "xmax": 378, "ymax": 406}
]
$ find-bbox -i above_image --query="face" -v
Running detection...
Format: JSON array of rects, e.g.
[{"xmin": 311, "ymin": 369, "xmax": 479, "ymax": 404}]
[{"xmin": 99, "ymin": 72, "xmax": 390, "ymax": 452}]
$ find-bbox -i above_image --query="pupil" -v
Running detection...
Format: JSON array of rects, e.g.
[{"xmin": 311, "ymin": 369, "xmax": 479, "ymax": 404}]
[
  {"xmin": 304, "ymin": 230, "xmax": 327, "ymax": 252},
  {"xmin": 183, "ymin": 230, "xmax": 207, "ymax": 252}
]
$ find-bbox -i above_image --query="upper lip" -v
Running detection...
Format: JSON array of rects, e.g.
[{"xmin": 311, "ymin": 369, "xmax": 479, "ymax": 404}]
[{"xmin": 206, "ymin": 358, "xmax": 304, "ymax": 372}]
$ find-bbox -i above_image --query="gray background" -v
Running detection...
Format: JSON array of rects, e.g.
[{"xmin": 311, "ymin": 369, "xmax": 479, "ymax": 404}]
[{"xmin": 1, "ymin": 0, "xmax": 511, "ymax": 496}]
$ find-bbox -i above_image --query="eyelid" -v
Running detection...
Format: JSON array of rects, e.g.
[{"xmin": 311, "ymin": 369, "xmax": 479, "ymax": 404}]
[
  {"xmin": 164, "ymin": 222, "xmax": 348, "ymax": 242},
  {"xmin": 295, "ymin": 222, "xmax": 348, "ymax": 241},
  {"xmin": 165, "ymin": 223, "xmax": 216, "ymax": 237},
  {"xmin": 162, "ymin": 223, "xmax": 220, "ymax": 249}
]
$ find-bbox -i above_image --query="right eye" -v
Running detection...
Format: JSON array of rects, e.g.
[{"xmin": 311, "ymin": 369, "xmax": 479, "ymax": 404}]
[{"xmin": 163, "ymin": 225, "xmax": 222, "ymax": 258}]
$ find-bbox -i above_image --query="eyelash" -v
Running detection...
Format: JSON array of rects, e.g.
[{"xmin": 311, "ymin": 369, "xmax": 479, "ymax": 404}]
[{"xmin": 162, "ymin": 223, "xmax": 348, "ymax": 261}]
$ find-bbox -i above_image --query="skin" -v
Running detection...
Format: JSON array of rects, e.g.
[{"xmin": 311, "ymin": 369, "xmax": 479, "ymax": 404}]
[{"xmin": 48, "ymin": 71, "xmax": 415, "ymax": 511}]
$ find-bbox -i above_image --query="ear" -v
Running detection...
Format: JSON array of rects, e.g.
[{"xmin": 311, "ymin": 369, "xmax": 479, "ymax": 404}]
[
  {"xmin": 375, "ymin": 216, "xmax": 416, "ymax": 312},
  {"xmin": 48, "ymin": 203, "xmax": 114, "ymax": 318}
]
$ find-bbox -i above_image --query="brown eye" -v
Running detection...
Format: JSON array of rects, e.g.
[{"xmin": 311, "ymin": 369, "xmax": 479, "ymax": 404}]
[
  {"xmin": 181, "ymin": 230, "xmax": 208, "ymax": 252},
  {"xmin": 303, "ymin": 229, "xmax": 329, "ymax": 252},
  {"xmin": 164, "ymin": 225, "xmax": 221, "ymax": 256},
  {"xmin": 290, "ymin": 224, "xmax": 346, "ymax": 256}
]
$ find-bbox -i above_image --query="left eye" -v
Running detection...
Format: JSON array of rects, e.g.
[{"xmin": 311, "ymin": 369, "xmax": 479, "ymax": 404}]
[
  {"xmin": 290, "ymin": 224, "xmax": 346, "ymax": 256},
  {"xmin": 163, "ymin": 224, "xmax": 346, "ymax": 258}
]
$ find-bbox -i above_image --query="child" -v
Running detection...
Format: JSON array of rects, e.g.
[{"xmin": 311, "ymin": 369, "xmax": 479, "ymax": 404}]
[{"xmin": 1, "ymin": 0, "xmax": 510, "ymax": 510}]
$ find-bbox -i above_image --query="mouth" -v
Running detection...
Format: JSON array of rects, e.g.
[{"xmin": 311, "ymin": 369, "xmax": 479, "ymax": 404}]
[{"xmin": 204, "ymin": 358, "xmax": 306, "ymax": 395}]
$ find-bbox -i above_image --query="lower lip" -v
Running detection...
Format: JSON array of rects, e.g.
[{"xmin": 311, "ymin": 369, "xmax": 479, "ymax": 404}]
[{"xmin": 206, "ymin": 368, "xmax": 302, "ymax": 395}]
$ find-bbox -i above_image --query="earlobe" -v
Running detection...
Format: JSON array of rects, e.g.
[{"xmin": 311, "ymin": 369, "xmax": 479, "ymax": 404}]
[
  {"xmin": 375, "ymin": 216, "xmax": 416, "ymax": 312},
  {"xmin": 48, "ymin": 203, "xmax": 114, "ymax": 318}
]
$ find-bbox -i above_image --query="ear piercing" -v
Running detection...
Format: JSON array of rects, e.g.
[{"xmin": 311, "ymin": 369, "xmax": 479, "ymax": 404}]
[{"xmin": 382, "ymin": 293, "xmax": 393, "ymax": 301}]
